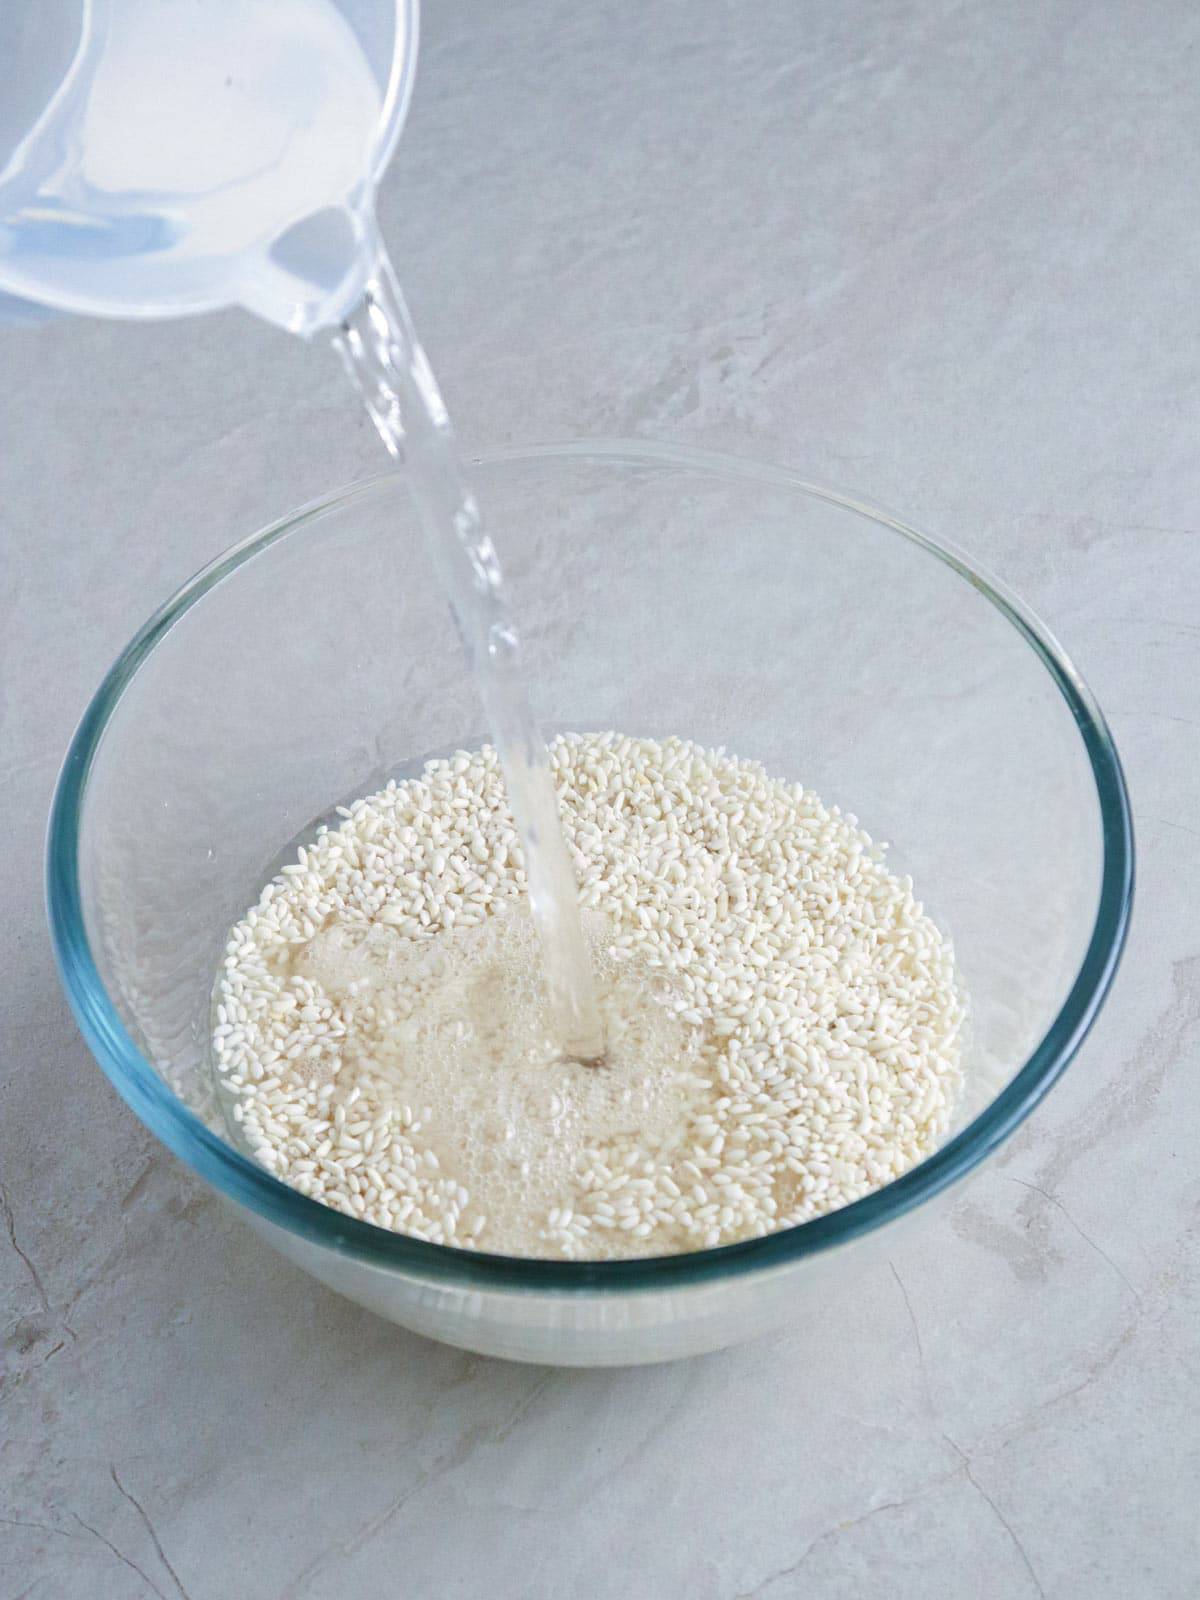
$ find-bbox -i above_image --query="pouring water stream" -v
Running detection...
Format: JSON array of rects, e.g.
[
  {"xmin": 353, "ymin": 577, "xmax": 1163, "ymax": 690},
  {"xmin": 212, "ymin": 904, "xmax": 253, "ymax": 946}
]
[{"xmin": 332, "ymin": 229, "xmax": 606, "ymax": 1064}]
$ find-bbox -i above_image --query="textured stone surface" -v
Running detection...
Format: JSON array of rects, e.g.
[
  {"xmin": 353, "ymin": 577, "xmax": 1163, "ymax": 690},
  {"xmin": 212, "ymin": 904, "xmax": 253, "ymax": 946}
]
[{"xmin": 2, "ymin": 1, "xmax": 1197, "ymax": 1594}]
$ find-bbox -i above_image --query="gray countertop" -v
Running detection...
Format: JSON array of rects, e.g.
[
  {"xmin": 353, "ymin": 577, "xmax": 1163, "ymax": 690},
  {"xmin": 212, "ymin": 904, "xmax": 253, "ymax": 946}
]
[{"xmin": 2, "ymin": 2, "xmax": 1197, "ymax": 1595}]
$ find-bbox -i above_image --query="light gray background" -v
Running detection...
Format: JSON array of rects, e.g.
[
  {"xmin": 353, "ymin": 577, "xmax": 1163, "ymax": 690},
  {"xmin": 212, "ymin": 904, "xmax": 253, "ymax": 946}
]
[{"xmin": 2, "ymin": 1, "xmax": 1197, "ymax": 1595}]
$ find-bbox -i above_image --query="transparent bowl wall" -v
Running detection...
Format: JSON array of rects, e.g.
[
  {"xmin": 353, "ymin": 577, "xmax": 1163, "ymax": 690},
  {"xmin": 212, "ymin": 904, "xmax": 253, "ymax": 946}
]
[{"xmin": 48, "ymin": 443, "xmax": 1131, "ymax": 1364}]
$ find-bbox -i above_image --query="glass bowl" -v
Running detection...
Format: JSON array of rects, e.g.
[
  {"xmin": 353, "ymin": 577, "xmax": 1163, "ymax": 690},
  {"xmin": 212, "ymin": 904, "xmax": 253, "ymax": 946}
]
[{"xmin": 47, "ymin": 441, "xmax": 1132, "ymax": 1365}]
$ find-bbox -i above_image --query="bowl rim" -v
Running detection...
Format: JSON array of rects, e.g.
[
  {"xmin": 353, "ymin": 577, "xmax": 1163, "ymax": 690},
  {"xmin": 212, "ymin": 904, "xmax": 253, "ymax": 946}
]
[{"xmin": 46, "ymin": 438, "xmax": 1134, "ymax": 1293}]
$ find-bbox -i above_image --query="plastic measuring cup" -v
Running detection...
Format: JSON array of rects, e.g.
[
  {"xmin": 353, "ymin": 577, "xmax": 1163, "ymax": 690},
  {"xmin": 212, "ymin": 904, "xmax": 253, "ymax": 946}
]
[{"xmin": 0, "ymin": 0, "xmax": 418, "ymax": 333}]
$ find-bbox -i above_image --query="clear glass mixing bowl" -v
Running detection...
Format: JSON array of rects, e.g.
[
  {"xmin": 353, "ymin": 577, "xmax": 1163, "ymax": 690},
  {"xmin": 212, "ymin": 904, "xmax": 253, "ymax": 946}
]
[{"xmin": 46, "ymin": 442, "xmax": 1133, "ymax": 1364}]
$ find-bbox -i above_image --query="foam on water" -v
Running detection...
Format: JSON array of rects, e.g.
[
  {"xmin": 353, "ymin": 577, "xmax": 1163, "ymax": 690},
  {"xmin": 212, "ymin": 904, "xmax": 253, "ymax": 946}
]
[{"xmin": 275, "ymin": 908, "xmax": 710, "ymax": 1249}]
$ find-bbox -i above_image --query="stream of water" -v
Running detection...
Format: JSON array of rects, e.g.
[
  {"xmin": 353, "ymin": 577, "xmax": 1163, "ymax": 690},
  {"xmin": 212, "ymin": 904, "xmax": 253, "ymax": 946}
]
[{"xmin": 331, "ymin": 229, "xmax": 605, "ymax": 1064}]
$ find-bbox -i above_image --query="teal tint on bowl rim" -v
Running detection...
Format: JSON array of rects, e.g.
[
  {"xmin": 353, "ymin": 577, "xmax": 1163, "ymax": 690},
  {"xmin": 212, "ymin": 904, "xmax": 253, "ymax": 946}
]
[{"xmin": 46, "ymin": 440, "xmax": 1134, "ymax": 1295}]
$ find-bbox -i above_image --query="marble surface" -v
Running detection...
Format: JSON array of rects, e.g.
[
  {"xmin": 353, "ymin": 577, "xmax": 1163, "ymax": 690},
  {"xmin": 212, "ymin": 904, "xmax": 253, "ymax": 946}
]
[{"xmin": 2, "ymin": 0, "xmax": 1197, "ymax": 1593}]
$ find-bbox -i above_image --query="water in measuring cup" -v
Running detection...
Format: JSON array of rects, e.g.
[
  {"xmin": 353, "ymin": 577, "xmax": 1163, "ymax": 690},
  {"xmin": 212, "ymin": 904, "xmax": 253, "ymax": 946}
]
[{"xmin": 0, "ymin": 0, "xmax": 392, "ymax": 332}]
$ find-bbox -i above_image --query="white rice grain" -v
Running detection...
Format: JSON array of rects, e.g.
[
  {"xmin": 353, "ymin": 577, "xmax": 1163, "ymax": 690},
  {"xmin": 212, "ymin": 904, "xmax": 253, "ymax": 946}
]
[{"xmin": 214, "ymin": 734, "xmax": 964, "ymax": 1259}]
